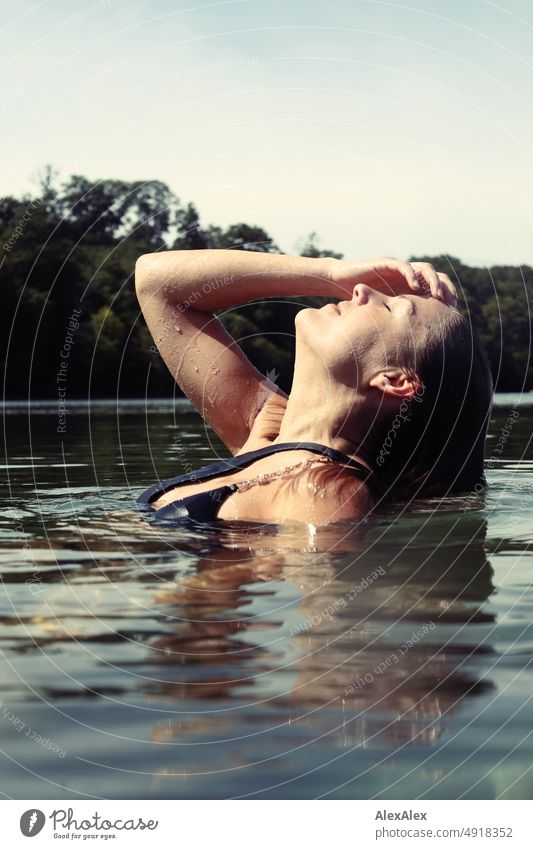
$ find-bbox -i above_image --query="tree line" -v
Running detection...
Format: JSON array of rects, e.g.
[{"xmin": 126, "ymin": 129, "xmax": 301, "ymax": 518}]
[{"xmin": 1, "ymin": 168, "xmax": 531, "ymax": 400}]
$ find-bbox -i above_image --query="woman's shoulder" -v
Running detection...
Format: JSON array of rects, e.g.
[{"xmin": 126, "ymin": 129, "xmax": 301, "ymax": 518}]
[
  {"xmin": 296, "ymin": 463, "xmax": 374, "ymax": 524},
  {"xmin": 236, "ymin": 461, "xmax": 372, "ymax": 525}
]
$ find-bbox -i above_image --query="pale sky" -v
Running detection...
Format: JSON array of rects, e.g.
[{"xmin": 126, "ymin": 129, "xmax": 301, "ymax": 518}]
[{"xmin": 2, "ymin": 0, "xmax": 533, "ymax": 265}]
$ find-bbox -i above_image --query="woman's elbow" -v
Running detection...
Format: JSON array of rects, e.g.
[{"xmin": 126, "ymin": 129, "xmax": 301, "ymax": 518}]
[
  {"xmin": 135, "ymin": 250, "xmax": 191, "ymax": 301},
  {"xmin": 135, "ymin": 253, "xmax": 158, "ymax": 298}
]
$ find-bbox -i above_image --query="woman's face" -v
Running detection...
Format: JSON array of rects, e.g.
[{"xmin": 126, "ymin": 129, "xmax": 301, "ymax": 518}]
[{"xmin": 295, "ymin": 284, "xmax": 454, "ymax": 388}]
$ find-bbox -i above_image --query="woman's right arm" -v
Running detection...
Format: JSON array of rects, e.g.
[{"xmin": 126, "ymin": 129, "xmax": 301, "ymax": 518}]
[
  {"xmin": 135, "ymin": 248, "xmax": 338, "ymax": 309},
  {"xmin": 135, "ymin": 249, "xmax": 338, "ymax": 454}
]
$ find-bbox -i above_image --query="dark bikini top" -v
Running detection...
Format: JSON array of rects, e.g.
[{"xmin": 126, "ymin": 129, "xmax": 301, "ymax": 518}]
[{"xmin": 137, "ymin": 441, "xmax": 375, "ymax": 525}]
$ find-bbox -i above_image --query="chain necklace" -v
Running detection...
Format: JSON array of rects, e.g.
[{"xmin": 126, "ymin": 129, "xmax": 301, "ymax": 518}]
[{"xmin": 233, "ymin": 455, "xmax": 336, "ymax": 493}]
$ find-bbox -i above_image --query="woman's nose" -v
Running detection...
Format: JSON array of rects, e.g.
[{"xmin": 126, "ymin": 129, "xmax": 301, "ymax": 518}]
[{"xmin": 352, "ymin": 284, "xmax": 372, "ymax": 305}]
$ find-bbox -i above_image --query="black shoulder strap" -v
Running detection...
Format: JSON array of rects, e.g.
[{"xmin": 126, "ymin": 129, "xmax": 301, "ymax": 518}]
[{"xmin": 137, "ymin": 441, "xmax": 372, "ymax": 505}]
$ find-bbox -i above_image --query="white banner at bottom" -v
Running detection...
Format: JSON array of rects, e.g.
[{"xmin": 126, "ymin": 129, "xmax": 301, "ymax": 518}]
[{"xmin": 2, "ymin": 799, "xmax": 530, "ymax": 848}]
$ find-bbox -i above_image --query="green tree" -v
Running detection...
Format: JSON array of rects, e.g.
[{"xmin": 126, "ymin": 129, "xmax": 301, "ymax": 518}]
[
  {"xmin": 299, "ymin": 231, "xmax": 344, "ymax": 259},
  {"xmin": 215, "ymin": 223, "xmax": 280, "ymax": 252}
]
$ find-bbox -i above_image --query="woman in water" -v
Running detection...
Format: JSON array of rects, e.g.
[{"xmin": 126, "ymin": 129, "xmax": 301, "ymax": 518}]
[{"xmin": 135, "ymin": 251, "xmax": 493, "ymax": 526}]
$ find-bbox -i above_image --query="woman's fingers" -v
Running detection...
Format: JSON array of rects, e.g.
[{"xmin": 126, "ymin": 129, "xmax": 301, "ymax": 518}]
[
  {"xmin": 382, "ymin": 260, "xmax": 459, "ymax": 306},
  {"xmin": 367, "ymin": 258, "xmax": 420, "ymax": 292},
  {"xmin": 394, "ymin": 260, "xmax": 420, "ymax": 291},
  {"xmin": 411, "ymin": 261, "xmax": 443, "ymax": 300},
  {"xmin": 437, "ymin": 272, "xmax": 458, "ymax": 306},
  {"xmin": 411, "ymin": 263, "xmax": 458, "ymax": 306},
  {"xmin": 335, "ymin": 258, "xmax": 458, "ymax": 305}
]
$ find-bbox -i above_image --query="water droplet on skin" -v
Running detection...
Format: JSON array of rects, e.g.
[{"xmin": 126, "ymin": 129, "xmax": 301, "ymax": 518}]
[
  {"xmin": 211, "ymin": 367, "xmax": 220, "ymax": 374},
  {"xmin": 194, "ymin": 366, "xmax": 199, "ymax": 372},
  {"xmin": 173, "ymin": 325, "xmax": 182, "ymax": 334}
]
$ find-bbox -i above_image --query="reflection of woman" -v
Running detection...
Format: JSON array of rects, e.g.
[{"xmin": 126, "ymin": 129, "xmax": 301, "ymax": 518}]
[
  {"xmin": 135, "ymin": 251, "xmax": 493, "ymax": 525},
  {"xmin": 149, "ymin": 515, "xmax": 495, "ymax": 749}
]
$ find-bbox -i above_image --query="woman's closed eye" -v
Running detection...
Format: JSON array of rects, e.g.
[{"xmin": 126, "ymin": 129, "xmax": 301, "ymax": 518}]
[{"xmin": 383, "ymin": 302, "xmax": 391, "ymax": 312}]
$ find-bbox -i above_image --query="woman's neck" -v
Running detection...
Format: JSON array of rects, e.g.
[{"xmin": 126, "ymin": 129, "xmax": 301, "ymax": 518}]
[{"xmin": 273, "ymin": 385, "xmax": 376, "ymax": 470}]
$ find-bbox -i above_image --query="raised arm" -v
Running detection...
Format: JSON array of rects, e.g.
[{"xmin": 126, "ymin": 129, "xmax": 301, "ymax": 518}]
[
  {"xmin": 135, "ymin": 250, "xmax": 454, "ymax": 455},
  {"xmin": 135, "ymin": 249, "xmax": 338, "ymax": 454}
]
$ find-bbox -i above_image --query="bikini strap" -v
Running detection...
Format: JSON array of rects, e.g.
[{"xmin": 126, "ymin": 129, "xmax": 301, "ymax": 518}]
[{"xmin": 137, "ymin": 441, "xmax": 373, "ymax": 505}]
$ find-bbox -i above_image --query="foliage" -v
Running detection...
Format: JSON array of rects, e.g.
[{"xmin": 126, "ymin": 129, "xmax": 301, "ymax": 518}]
[{"xmin": 0, "ymin": 170, "xmax": 530, "ymax": 399}]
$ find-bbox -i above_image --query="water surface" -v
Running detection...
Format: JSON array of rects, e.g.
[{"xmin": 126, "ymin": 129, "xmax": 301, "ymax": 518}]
[{"xmin": 1, "ymin": 396, "xmax": 532, "ymax": 799}]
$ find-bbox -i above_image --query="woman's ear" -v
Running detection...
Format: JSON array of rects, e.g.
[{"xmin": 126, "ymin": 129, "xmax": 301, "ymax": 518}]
[{"xmin": 369, "ymin": 368, "xmax": 423, "ymax": 400}]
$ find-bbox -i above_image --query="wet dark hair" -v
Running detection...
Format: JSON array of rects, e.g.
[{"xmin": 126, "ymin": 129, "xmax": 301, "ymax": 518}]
[{"xmin": 369, "ymin": 309, "xmax": 494, "ymax": 501}]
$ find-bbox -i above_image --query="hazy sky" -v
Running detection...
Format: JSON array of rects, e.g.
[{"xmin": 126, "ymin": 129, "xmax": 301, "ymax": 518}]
[{"xmin": 2, "ymin": 0, "xmax": 533, "ymax": 265}]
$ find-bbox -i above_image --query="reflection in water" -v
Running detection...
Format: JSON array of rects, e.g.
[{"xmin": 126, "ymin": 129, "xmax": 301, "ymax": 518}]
[{"xmin": 147, "ymin": 513, "xmax": 495, "ymax": 752}]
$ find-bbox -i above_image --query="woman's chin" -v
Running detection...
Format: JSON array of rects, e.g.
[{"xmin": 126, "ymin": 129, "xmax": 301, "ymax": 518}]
[{"xmin": 295, "ymin": 305, "xmax": 322, "ymax": 331}]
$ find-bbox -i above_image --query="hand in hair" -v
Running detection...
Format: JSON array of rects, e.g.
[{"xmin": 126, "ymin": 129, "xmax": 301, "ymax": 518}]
[{"xmin": 328, "ymin": 257, "xmax": 457, "ymax": 306}]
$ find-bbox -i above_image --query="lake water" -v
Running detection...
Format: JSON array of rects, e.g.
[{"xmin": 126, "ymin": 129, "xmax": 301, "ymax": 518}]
[{"xmin": 1, "ymin": 396, "xmax": 532, "ymax": 800}]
